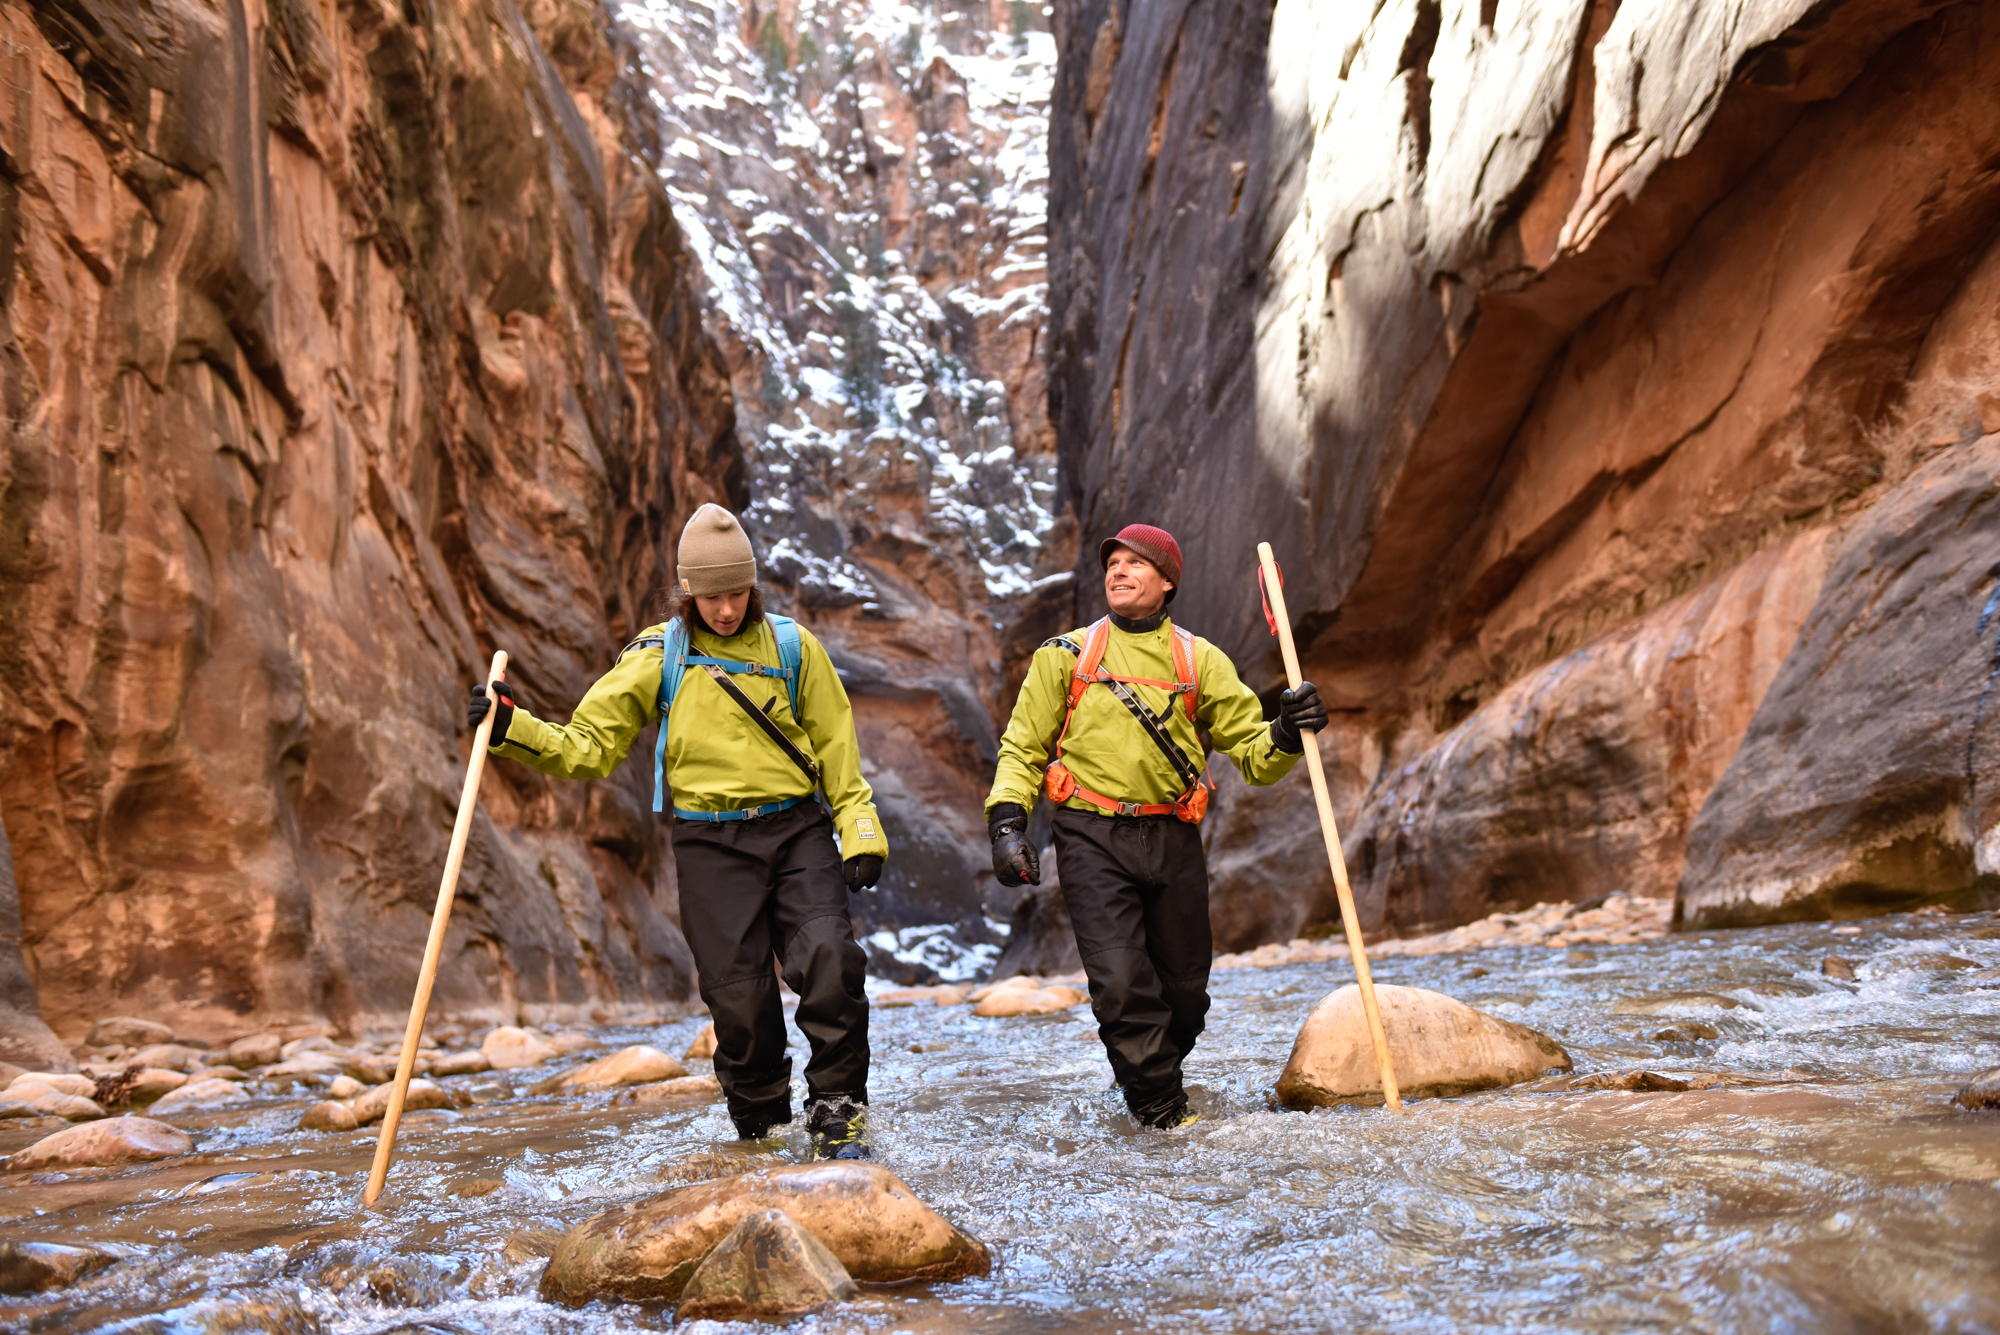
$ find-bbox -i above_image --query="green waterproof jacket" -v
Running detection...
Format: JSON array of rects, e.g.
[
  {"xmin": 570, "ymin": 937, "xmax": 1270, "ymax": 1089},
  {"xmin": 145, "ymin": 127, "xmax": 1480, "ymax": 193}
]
[
  {"xmin": 491, "ymin": 618, "xmax": 891, "ymax": 861},
  {"xmin": 986, "ymin": 616, "xmax": 1302, "ymax": 817}
]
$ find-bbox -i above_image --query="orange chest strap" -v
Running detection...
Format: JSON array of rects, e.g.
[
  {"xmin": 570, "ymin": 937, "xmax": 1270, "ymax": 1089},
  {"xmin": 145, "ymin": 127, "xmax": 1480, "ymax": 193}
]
[{"xmin": 1044, "ymin": 620, "xmax": 1211, "ymax": 823}]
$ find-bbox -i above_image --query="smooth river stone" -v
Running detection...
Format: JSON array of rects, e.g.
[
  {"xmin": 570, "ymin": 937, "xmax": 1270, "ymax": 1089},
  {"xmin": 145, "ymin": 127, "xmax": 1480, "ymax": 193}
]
[
  {"xmin": 540, "ymin": 1162, "xmax": 991, "ymax": 1304},
  {"xmin": 532, "ymin": 1045, "xmax": 687, "ymax": 1095},
  {"xmin": 1956, "ymin": 1065, "xmax": 2000, "ymax": 1111},
  {"xmin": 482, "ymin": 1027, "xmax": 558, "ymax": 1069},
  {"xmin": 972, "ymin": 987, "xmax": 1074, "ymax": 1017},
  {"xmin": 7, "ymin": 1116, "xmax": 193, "ymax": 1168},
  {"xmin": 9, "ymin": 1073, "xmax": 96, "ymax": 1098},
  {"xmin": 148, "ymin": 1079, "xmax": 251, "ymax": 1115},
  {"xmin": 350, "ymin": 1079, "xmax": 451, "ymax": 1124},
  {"xmin": 299, "ymin": 1101, "xmax": 360, "ymax": 1132},
  {"xmin": 615, "ymin": 1075, "xmax": 723, "ymax": 1105},
  {"xmin": 5, "ymin": 1082, "xmax": 105, "ymax": 1121},
  {"xmin": 84, "ymin": 1017, "xmax": 173, "ymax": 1049},
  {"xmin": 0, "ymin": 1240, "xmax": 132, "ymax": 1294},
  {"xmin": 1276, "ymin": 984, "xmax": 1573, "ymax": 1107},
  {"xmin": 427, "ymin": 1050, "xmax": 492, "ymax": 1077},
  {"xmin": 683, "ymin": 1023, "xmax": 717, "ymax": 1060},
  {"xmin": 226, "ymin": 1034, "xmax": 283, "ymax": 1068},
  {"xmin": 676, "ymin": 1208, "xmax": 857, "ymax": 1320}
]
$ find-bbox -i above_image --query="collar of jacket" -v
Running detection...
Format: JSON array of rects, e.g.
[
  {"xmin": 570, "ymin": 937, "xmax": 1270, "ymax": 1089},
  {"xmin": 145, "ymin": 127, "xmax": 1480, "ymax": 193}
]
[{"xmin": 1109, "ymin": 609, "xmax": 1169, "ymax": 635}]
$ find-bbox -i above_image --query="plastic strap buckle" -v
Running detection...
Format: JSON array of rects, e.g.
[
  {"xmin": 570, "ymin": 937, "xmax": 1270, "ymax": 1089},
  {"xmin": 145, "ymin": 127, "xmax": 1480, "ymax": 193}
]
[{"xmin": 1116, "ymin": 801, "xmax": 1142, "ymax": 817}]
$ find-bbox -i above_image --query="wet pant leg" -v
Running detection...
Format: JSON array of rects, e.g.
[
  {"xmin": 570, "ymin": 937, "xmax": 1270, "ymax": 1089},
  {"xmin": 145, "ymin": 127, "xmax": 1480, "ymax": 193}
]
[
  {"xmin": 769, "ymin": 810, "xmax": 870, "ymax": 1104},
  {"xmin": 1052, "ymin": 809, "xmax": 1213, "ymax": 1116}
]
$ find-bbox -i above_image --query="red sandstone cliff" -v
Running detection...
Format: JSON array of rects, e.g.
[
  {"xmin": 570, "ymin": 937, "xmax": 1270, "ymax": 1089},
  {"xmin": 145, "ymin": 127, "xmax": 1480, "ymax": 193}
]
[
  {"xmin": 1049, "ymin": 0, "xmax": 2000, "ymax": 941},
  {"xmin": 0, "ymin": 0, "xmax": 741, "ymax": 1041}
]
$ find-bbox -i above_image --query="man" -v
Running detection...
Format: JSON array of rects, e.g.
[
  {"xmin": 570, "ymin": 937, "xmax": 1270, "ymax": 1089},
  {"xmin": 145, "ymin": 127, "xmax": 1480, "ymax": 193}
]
[
  {"xmin": 985, "ymin": 524, "xmax": 1327, "ymax": 1128},
  {"xmin": 466, "ymin": 504, "xmax": 888, "ymax": 1158}
]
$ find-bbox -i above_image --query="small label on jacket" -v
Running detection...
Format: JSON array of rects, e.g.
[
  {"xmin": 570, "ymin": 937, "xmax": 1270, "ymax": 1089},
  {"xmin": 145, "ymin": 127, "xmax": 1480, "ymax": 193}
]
[{"xmin": 855, "ymin": 816, "xmax": 878, "ymax": 842}]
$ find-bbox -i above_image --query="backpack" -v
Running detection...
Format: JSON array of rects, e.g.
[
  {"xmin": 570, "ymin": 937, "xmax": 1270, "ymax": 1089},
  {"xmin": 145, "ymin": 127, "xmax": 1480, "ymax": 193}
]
[
  {"xmin": 639, "ymin": 615, "xmax": 806, "ymax": 813},
  {"xmin": 1042, "ymin": 618, "xmax": 1212, "ymax": 823}
]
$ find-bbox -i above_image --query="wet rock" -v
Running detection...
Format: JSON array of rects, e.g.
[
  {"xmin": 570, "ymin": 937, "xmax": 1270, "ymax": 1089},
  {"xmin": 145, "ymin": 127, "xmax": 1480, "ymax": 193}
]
[
  {"xmin": 1277, "ymin": 985, "xmax": 1573, "ymax": 1107},
  {"xmin": 482, "ymin": 1028, "xmax": 558, "ymax": 1070},
  {"xmin": 280, "ymin": 1037, "xmax": 334, "ymax": 1060},
  {"xmin": 1954, "ymin": 1066, "xmax": 2000, "ymax": 1111},
  {"xmin": 615, "ymin": 1076, "xmax": 724, "ymax": 1105},
  {"xmin": 457, "ymin": 1177, "xmax": 506, "ymax": 1198},
  {"xmin": 261, "ymin": 1053, "xmax": 347, "ymax": 1081},
  {"xmin": 427, "ymin": 1051, "xmax": 492, "ymax": 1077},
  {"xmin": 684, "ymin": 1024, "xmax": 717, "ymax": 1060},
  {"xmin": 541, "ymin": 1162, "xmax": 991, "ymax": 1304},
  {"xmin": 0, "ymin": 1240, "xmax": 132, "ymax": 1294},
  {"xmin": 676, "ymin": 1208, "xmax": 858, "ymax": 1321},
  {"xmin": 128, "ymin": 1044, "xmax": 206, "ymax": 1072},
  {"xmin": 85, "ymin": 1018, "xmax": 173, "ymax": 1050},
  {"xmin": 1822, "ymin": 957, "xmax": 1858, "ymax": 980},
  {"xmin": 1611, "ymin": 992, "xmax": 1744, "ymax": 1015},
  {"xmin": 197, "ymin": 1063, "xmax": 248, "ymax": 1082},
  {"xmin": 0, "ymin": 1098, "xmax": 43, "ymax": 1119},
  {"xmin": 102, "ymin": 1294, "xmax": 316, "ymax": 1334},
  {"xmin": 548, "ymin": 1033, "xmax": 596, "ymax": 1055},
  {"xmin": 149, "ymin": 1079, "xmax": 251, "ymax": 1115},
  {"xmin": 327, "ymin": 1076, "xmax": 365, "ymax": 1099},
  {"xmin": 1885, "ymin": 954, "xmax": 1979, "ymax": 972},
  {"xmin": 972, "ymin": 987, "xmax": 1078, "ymax": 1018},
  {"xmin": 350, "ymin": 1079, "xmax": 451, "ymax": 1125},
  {"xmin": 299, "ymin": 1101, "xmax": 360, "ymax": 1133},
  {"xmin": 10, "ymin": 1072, "xmax": 97, "ymax": 1098},
  {"xmin": 1562, "ymin": 1070, "xmax": 1703, "ymax": 1093},
  {"xmin": 343, "ymin": 1060, "xmax": 392, "ymax": 1086},
  {"xmin": 227, "ymin": 1035, "xmax": 283, "ymax": 1069},
  {"xmin": 6, "ymin": 1082, "xmax": 106, "ymax": 1121},
  {"xmin": 1962, "ymin": 968, "xmax": 2000, "ymax": 990},
  {"xmin": 530, "ymin": 1046, "xmax": 686, "ymax": 1095},
  {"xmin": 463, "ymin": 1080, "xmax": 513, "ymax": 1105},
  {"xmin": 6, "ymin": 1116, "xmax": 193, "ymax": 1169},
  {"xmin": 1651, "ymin": 1021, "xmax": 1722, "ymax": 1043}
]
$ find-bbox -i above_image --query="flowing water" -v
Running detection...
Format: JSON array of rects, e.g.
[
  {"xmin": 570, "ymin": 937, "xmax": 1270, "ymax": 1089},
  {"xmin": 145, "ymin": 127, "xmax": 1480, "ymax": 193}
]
[{"xmin": 5, "ymin": 910, "xmax": 2000, "ymax": 1334}]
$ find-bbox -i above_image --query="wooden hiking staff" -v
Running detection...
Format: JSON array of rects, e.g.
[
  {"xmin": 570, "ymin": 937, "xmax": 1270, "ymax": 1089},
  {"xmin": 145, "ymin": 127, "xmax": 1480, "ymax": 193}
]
[
  {"xmin": 1256, "ymin": 544, "xmax": 1402, "ymax": 1111},
  {"xmin": 363, "ymin": 649, "xmax": 509, "ymax": 1207}
]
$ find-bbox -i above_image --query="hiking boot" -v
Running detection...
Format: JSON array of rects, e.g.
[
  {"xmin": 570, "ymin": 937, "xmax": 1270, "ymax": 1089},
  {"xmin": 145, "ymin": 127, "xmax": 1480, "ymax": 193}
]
[
  {"xmin": 805, "ymin": 1095, "xmax": 870, "ymax": 1160},
  {"xmin": 1129, "ymin": 1089, "xmax": 1193, "ymax": 1130},
  {"xmin": 732, "ymin": 1106, "xmax": 793, "ymax": 1141}
]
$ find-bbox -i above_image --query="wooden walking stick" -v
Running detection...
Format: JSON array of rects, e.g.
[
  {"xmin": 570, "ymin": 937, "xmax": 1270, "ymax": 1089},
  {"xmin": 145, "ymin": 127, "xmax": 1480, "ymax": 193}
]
[
  {"xmin": 363, "ymin": 649, "xmax": 509, "ymax": 1206},
  {"xmin": 1256, "ymin": 544, "xmax": 1402, "ymax": 1110}
]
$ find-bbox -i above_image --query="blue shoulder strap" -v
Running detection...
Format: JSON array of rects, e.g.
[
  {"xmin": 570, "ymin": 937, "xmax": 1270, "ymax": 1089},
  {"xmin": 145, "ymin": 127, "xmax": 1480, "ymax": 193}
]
[
  {"xmin": 652, "ymin": 618, "xmax": 690, "ymax": 813},
  {"xmin": 769, "ymin": 614, "xmax": 804, "ymax": 722}
]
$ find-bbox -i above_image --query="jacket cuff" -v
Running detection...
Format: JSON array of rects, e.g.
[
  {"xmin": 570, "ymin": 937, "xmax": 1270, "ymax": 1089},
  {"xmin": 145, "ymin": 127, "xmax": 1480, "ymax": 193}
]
[{"xmin": 837, "ymin": 808, "xmax": 890, "ymax": 861}]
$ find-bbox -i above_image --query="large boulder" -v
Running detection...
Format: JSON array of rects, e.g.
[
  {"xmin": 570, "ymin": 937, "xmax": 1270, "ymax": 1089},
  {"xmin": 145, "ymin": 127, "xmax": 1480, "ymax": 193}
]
[
  {"xmin": 1277, "ymin": 984, "xmax": 1572, "ymax": 1107},
  {"xmin": 676, "ymin": 1208, "xmax": 858, "ymax": 1320},
  {"xmin": 540, "ymin": 1162, "xmax": 990, "ymax": 1304},
  {"xmin": 531, "ymin": 1046, "xmax": 686, "ymax": 1094},
  {"xmin": 6, "ymin": 1116, "xmax": 193, "ymax": 1169}
]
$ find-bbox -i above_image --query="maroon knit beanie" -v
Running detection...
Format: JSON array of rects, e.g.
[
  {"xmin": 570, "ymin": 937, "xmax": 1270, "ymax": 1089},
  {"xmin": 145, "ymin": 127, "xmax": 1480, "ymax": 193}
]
[{"xmin": 1099, "ymin": 523, "xmax": 1184, "ymax": 603}]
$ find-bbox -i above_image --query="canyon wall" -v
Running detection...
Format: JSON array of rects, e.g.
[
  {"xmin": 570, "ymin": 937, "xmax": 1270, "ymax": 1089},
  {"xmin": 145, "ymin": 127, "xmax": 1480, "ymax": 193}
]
[
  {"xmin": 0, "ymin": 0, "xmax": 743, "ymax": 1043},
  {"xmin": 1050, "ymin": 0, "xmax": 2000, "ymax": 940}
]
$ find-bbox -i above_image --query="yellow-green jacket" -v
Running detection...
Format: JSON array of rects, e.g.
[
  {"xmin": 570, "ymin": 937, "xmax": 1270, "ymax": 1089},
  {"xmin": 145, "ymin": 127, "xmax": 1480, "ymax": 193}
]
[
  {"xmin": 986, "ymin": 617, "xmax": 1302, "ymax": 816},
  {"xmin": 492, "ymin": 618, "xmax": 890, "ymax": 861}
]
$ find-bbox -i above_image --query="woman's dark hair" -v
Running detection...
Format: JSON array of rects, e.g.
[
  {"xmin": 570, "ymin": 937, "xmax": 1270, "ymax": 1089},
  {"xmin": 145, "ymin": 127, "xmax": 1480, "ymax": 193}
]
[{"xmin": 667, "ymin": 584, "xmax": 765, "ymax": 636}]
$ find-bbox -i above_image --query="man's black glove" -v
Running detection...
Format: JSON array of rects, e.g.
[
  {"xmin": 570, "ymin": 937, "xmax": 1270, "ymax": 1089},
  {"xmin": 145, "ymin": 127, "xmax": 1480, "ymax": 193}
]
[
  {"xmin": 843, "ymin": 855, "xmax": 884, "ymax": 892},
  {"xmin": 988, "ymin": 803, "xmax": 1041, "ymax": 887},
  {"xmin": 1271, "ymin": 680, "xmax": 1328, "ymax": 754},
  {"xmin": 468, "ymin": 680, "xmax": 516, "ymax": 743}
]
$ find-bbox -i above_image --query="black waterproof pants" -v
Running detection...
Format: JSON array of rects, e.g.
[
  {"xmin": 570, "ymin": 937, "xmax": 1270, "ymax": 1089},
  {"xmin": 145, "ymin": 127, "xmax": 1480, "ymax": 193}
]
[
  {"xmin": 1051, "ymin": 808, "xmax": 1212, "ymax": 1120},
  {"xmin": 671, "ymin": 802, "xmax": 869, "ymax": 1129}
]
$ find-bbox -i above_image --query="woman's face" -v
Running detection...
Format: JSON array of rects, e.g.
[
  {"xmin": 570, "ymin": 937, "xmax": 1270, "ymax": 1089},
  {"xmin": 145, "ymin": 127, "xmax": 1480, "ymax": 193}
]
[{"xmin": 696, "ymin": 588, "xmax": 752, "ymax": 636}]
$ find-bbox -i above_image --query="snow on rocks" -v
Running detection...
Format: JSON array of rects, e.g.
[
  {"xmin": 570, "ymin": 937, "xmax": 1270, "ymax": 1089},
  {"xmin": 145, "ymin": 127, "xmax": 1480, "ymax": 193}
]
[{"xmin": 1276, "ymin": 984, "xmax": 1573, "ymax": 1107}]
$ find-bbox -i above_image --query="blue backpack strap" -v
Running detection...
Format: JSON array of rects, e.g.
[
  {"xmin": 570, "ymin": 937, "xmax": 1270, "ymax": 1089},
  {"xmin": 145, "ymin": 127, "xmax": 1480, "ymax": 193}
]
[
  {"xmin": 653, "ymin": 619, "xmax": 690, "ymax": 813},
  {"xmin": 769, "ymin": 614, "xmax": 804, "ymax": 722}
]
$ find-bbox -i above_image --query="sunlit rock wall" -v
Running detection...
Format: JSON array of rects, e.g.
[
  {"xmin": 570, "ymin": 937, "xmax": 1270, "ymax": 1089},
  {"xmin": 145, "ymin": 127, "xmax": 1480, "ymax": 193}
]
[
  {"xmin": 1050, "ymin": 0, "xmax": 2000, "ymax": 940},
  {"xmin": 0, "ymin": 0, "xmax": 740, "ymax": 1039}
]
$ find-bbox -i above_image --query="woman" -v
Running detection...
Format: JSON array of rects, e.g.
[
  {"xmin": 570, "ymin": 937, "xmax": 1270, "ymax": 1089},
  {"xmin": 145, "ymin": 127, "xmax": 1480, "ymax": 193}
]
[{"xmin": 467, "ymin": 504, "xmax": 887, "ymax": 1157}]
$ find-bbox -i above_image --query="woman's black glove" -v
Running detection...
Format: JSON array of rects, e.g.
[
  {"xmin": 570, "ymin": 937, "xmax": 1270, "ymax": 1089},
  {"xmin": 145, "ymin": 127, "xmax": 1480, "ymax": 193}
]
[
  {"xmin": 468, "ymin": 680, "xmax": 516, "ymax": 743},
  {"xmin": 843, "ymin": 855, "xmax": 884, "ymax": 892},
  {"xmin": 988, "ymin": 803, "xmax": 1041, "ymax": 887},
  {"xmin": 1271, "ymin": 681, "xmax": 1328, "ymax": 754}
]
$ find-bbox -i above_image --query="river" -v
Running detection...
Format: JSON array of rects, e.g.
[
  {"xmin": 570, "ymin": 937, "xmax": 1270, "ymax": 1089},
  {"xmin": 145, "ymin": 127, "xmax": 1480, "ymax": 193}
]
[{"xmin": 4, "ymin": 908, "xmax": 1998, "ymax": 1333}]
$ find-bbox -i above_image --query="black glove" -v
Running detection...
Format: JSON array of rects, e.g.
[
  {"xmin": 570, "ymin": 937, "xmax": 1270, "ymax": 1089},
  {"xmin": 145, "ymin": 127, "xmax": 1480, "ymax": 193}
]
[
  {"xmin": 1271, "ymin": 680, "xmax": 1327, "ymax": 754},
  {"xmin": 988, "ymin": 803, "xmax": 1041, "ymax": 887},
  {"xmin": 843, "ymin": 854, "xmax": 884, "ymax": 892},
  {"xmin": 468, "ymin": 680, "xmax": 516, "ymax": 743}
]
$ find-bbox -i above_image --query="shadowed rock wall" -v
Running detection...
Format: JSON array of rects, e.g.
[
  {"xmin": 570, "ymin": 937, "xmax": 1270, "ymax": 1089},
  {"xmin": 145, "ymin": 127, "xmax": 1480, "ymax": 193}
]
[
  {"xmin": 0, "ymin": 0, "xmax": 740, "ymax": 1041},
  {"xmin": 1051, "ymin": 0, "xmax": 2000, "ymax": 941}
]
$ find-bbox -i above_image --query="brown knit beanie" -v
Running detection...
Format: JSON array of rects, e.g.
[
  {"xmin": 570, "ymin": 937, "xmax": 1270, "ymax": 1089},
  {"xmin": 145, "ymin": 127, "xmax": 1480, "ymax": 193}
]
[{"xmin": 676, "ymin": 504, "xmax": 757, "ymax": 595}]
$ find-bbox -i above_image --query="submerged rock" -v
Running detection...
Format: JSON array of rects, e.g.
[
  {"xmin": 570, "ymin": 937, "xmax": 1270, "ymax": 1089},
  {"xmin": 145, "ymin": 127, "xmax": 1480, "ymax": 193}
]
[
  {"xmin": 482, "ymin": 1028, "xmax": 557, "ymax": 1070},
  {"xmin": 540, "ymin": 1162, "xmax": 990, "ymax": 1304},
  {"xmin": 615, "ymin": 1076, "xmax": 723, "ymax": 1105},
  {"xmin": 0, "ymin": 1240, "xmax": 131, "ymax": 1294},
  {"xmin": 299, "ymin": 1101, "xmax": 360, "ymax": 1133},
  {"xmin": 149, "ymin": 1079, "xmax": 250, "ymax": 1115},
  {"xmin": 7, "ymin": 1116, "xmax": 193, "ymax": 1169},
  {"xmin": 684, "ymin": 1024, "xmax": 717, "ymax": 1060},
  {"xmin": 531, "ymin": 1046, "xmax": 686, "ymax": 1094},
  {"xmin": 1277, "ymin": 984, "xmax": 1572, "ymax": 1107},
  {"xmin": 677, "ymin": 1208, "xmax": 858, "ymax": 1321},
  {"xmin": 1652, "ymin": 1021, "xmax": 1721, "ymax": 1042},
  {"xmin": 1822, "ymin": 957, "xmax": 1857, "ymax": 980},
  {"xmin": 1955, "ymin": 1066, "xmax": 2000, "ymax": 1111}
]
